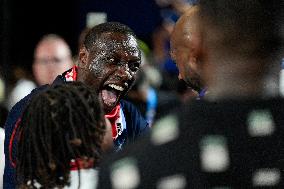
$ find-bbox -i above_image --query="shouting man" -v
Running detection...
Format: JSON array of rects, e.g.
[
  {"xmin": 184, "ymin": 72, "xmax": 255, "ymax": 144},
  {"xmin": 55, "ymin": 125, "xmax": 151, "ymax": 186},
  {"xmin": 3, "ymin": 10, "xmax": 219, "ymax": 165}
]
[{"xmin": 4, "ymin": 22, "xmax": 149, "ymax": 188}]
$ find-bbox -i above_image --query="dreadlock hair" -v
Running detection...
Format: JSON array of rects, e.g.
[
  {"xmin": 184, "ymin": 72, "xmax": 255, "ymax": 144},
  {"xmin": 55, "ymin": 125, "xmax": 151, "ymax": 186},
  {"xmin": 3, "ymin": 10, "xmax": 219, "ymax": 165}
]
[
  {"xmin": 16, "ymin": 82, "xmax": 106, "ymax": 188},
  {"xmin": 83, "ymin": 22, "xmax": 137, "ymax": 51}
]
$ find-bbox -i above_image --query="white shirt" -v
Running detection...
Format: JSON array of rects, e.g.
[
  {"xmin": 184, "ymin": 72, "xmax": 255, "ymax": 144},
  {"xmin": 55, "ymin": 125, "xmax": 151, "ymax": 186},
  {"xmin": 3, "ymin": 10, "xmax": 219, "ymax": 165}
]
[
  {"xmin": 64, "ymin": 169, "xmax": 98, "ymax": 189},
  {"xmin": 7, "ymin": 79, "xmax": 36, "ymax": 110},
  {"xmin": 26, "ymin": 169, "xmax": 98, "ymax": 189}
]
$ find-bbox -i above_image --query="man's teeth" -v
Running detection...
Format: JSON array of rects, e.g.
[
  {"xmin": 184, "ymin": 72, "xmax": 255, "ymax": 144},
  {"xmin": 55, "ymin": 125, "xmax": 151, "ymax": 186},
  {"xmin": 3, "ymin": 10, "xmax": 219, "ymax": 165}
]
[{"xmin": 108, "ymin": 84, "xmax": 124, "ymax": 91}]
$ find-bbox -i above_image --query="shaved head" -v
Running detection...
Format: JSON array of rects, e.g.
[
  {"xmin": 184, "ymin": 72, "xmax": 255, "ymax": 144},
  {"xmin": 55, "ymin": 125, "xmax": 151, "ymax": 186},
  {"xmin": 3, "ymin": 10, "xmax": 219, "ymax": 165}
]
[
  {"xmin": 172, "ymin": 6, "xmax": 199, "ymax": 48},
  {"xmin": 170, "ymin": 6, "xmax": 203, "ymax": 92}
]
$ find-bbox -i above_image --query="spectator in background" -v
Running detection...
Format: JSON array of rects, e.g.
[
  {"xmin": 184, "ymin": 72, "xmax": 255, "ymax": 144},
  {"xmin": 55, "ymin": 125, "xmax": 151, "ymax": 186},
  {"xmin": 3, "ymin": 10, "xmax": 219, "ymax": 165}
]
[
  {"xmin": 14, "ymin": 82, "xmax": 112, "ymax": 188},
  {"xmin": 5, "ymin": 67, "xmax": 37, "ymax": 110},
  {"xmin": 97, "ymin": 0, "xmax": 284, "ymax": 188},
  {"xmin": 6, "ymin": 34, "xmax": 74, "ymax": 110},
  {"xmin": 152, "ymin": 5, "xmax": 179, "ymax": 91},
  {"xmin": 33, "ymin": 34, "xmax": 74, "ymax": 86}
]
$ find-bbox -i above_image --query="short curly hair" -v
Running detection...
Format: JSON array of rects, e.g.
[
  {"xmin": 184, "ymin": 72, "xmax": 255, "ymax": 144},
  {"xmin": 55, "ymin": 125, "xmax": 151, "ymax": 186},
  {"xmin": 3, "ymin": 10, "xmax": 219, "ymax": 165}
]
[{"xmin": 83, "ymin": 22, "xmax": 136, "ymax": 51}]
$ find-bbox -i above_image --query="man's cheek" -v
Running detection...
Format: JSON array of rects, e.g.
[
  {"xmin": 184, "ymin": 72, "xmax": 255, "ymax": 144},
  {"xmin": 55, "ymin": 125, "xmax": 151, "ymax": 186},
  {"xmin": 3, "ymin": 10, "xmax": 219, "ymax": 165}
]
[{"xmin": 89, "ymin": 62, "xmax": 105, "ymax": 77}]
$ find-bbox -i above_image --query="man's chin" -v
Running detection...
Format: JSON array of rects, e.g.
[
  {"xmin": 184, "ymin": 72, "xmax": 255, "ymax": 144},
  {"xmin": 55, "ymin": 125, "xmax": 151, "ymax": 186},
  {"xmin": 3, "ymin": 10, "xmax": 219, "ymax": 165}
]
[{"xmin": 184, "ymin": 79, "xmax": 202, "ymax": 93}]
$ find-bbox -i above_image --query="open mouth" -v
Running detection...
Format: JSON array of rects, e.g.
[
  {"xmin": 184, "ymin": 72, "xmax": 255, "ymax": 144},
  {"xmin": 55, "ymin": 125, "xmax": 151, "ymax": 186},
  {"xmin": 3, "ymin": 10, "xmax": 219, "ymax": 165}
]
[{"xmin": 100, "ymin": 84, "xmax": 125, "ymax": 112}]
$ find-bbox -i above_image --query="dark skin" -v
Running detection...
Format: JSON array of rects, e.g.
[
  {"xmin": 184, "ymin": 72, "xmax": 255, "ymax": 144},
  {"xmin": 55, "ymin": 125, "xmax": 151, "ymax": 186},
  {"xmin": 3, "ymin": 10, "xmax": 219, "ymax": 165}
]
[{"xmin": 78, "ymin": 32, "xmax": 141, "ymax": 113}]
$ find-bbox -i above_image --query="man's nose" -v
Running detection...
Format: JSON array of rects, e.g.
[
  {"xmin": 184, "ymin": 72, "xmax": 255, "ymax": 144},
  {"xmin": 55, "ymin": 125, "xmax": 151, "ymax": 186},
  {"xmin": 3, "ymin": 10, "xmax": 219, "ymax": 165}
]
[{"xmin": 116, "ymin": 64, "xmax": 133, "ymax": 80}]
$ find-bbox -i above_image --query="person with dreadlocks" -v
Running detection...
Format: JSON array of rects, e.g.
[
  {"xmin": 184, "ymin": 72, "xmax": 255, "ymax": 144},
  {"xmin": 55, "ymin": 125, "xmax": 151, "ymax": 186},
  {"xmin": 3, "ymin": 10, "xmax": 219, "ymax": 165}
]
[
  {"xmin": 4, "ymin": 22, "xmax": 149, "ymax": 188},
  {"xmin": 15, "ymin": 82, "xmax": 112, "ymax": 188}
]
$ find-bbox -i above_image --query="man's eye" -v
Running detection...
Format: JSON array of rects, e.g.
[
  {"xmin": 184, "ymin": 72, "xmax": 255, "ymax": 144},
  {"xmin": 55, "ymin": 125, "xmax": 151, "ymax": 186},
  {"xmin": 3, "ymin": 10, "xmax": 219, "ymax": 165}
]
[
  {"xmin": 109, "ymin": 58, "xmax": 115, "ymax": 62},
  {"xmin": 106, "ymin": 57, "xmax": 118, "ymax": 64},
  {"xmin": 129, "ymin": 62, "xmax": 140, "ymax": 72}
]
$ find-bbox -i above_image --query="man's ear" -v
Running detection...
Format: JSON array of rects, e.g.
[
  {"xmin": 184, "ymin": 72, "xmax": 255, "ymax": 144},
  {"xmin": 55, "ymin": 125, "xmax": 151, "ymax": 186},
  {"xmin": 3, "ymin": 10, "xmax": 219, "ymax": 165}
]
[
  {"xmin": 187, "ymin": 38, "xmax": 198, "ymax": 68},
  {"xmin": 190, "ymin": 23, "xmax": 206, "ymax": 68},
  {"xmin": 78, "ymin": 47, "xmax": 89, "ymax": 68},
  {"xmin": 191, "ymin": 29, "xmax": 202, "ymax": 59}
]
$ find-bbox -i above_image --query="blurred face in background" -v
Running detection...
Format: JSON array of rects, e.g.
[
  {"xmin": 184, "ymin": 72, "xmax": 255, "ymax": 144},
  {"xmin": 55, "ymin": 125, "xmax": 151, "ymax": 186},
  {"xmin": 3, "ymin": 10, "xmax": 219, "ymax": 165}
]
[{"xmin": 33, "ymin": 37, "xmax": 74, "ymax": 85}]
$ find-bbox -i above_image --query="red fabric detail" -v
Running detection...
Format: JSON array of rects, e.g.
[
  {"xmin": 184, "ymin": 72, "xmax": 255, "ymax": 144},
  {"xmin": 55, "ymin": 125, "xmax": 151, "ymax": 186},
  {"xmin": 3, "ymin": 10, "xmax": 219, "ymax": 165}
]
[
  {"xmin": 105, "ymin": 105, "xmax": 120, "ymax": 139},
  {"xmin": 70, "ymin": 158, "xmax": 94, "ymax": 171},
  {"xmin": 72, "ymin": 66, "xmax": 77, "ymax": 81},
  {"xmin": 64, "ymin": 66, "xmax": 78, "ymax": 81},
  {"xmin": 66, "ymin": 65, "xmax": 120, "ymax": 138},
  {"xmin": 9, "ymin": 118, "xmax": 21, "ymax": 168}
]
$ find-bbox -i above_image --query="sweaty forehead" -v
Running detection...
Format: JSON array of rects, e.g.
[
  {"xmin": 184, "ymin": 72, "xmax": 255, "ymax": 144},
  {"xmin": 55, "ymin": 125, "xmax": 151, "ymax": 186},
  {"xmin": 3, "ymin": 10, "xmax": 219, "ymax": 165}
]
[
  {"xmin": 93, "ymin": 32, "xmax": 139, "ymax": 52},
  {"xmin": 171, "ymin": 27, "xmax": 191, "ymax": 51}
]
